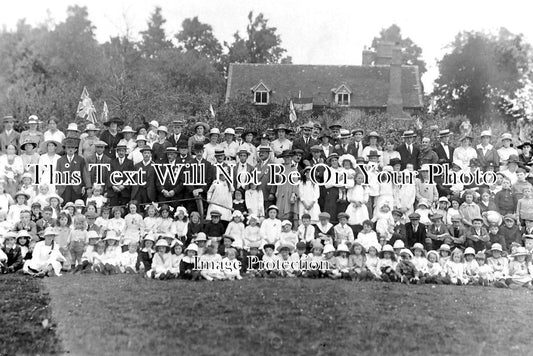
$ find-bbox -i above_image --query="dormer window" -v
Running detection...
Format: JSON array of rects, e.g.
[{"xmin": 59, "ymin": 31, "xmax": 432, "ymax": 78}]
[
  {"xmin": 332, "ymin": 84, "xmax": 352, "ymax": 106},
  {"xmin": 251, "ymin": 82, "xmax": 270, "ymax": 105}
]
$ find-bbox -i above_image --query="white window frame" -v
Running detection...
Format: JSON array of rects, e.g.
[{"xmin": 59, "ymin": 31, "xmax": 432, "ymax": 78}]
[
  {"xmin": 332, "ymin": 84, "xmax": 352, "ymax": 107},
  {"xmin": 251, "ymin": 82, "xmax": 270, "ymax": 105}
]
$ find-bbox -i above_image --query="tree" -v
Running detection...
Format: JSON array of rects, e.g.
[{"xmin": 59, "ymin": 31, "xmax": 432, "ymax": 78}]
[
  {"xmin": 370, "ymin": 24, "xmax": 427, "ymax": 75},
  {"xmin": 176, "ymin": 17, "xmax": 222, "ymax": 61},
  {"xmin": 224, "ymin": 11, "xmax": 291, "ymax": 68},
  {"xmin": 432, "ymin": 28, "xmax": 531, "ymax": 124},
  {"xmin": 139, "ymin": 6, "xmax": 172, "ymax": 58}
]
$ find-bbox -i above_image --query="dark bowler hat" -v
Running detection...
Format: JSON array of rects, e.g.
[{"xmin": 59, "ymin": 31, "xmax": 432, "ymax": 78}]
[
  {"xmin": 193, "ymin": 143, "xmax": 204, "ymax": 151},
  {"xmin": 177, "ymin": 141, "xmax": 189, "ymax": 149},
  {"xmin": 279, "ymin": 150, "xmax": 293, "ymax": 158},
  {"xmin": 389, "ymin": 158, "xmax": 402, "ymax": 166},
  {"xmin": 64, "ymin": 137, "xmax": 80, "ymax": 148}
]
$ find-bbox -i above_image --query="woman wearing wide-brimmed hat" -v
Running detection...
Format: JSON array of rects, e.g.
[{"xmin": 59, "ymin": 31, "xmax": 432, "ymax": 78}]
[
  {"xmin": 100, "ymin": 117, "xmax": 124, "ymax": 158},
  {"xmin": 497, "ymin": 132, "xmax": 519, "ymax": 166},
  {"xmin": 452, "ymin": 134, "xmax": 477, "ymax": 171},
  {"xmin": 475, "ymin": 130, "xmax": 500, "ymax": 169},
  {"xmin": 41, "ymin": 117, "xmax": 65, "ymax": 153},
  {"xmin": 20, "ymin": 115, "xmax": 43, "ymax": 151},
  {"xmin": 19, "ymin": 139, "xmax": 39, "ymax": 181},
  {"xmin": 518, "ymin": 141, "xmax": 533, "ymax": 166},
  {"xmin": 362, "ymin": 131, "xmax": 383, "ymax": 161},
  {"xmin": 79, "ymin": 123, "xmax": 101, "ymax": 160},
  {"xmin": 271, "ymin": 124, "xmax": 293, "ymax": 158},
  {"xmin": 187, "ymin": 121, "xmax": 209, "ymax": 155}
]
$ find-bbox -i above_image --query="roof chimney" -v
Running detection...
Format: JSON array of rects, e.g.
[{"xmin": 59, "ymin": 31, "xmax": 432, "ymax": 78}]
[
  {"xmin": 375, "ymin": 42, "xmax": 393, "ymax": 65},
  {"xmin": 362, "ymin": 49, "xmax": 374, "ymax": 66},
  {"xmin": 387, "ymin": 45, "xmax": 409, "ymax": 118}
]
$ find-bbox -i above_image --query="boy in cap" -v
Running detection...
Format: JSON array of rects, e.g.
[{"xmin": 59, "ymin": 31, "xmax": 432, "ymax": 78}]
[
  {"xmin": 0, "ymin": 116, "xmax": 20, "ymax": 153},
  {"xmin": 466, "ymin": 217, "xmax": 490, "ymax": 251}
]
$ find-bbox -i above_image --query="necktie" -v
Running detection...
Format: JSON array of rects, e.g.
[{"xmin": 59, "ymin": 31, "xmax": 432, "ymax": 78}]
[
  {"xmin": 304, "ymin": 225, "xmax": 308, "ymax": 240},
  {"xmin": 355, "ymin": 143, "xmax": 358, "ymax": 153},
  {"xmin": 409, "ymin": 145, "xmax": 412, "ymax": 155},
  {"xmin": 119, "ymin": 158, "xmax": 123, "ymax": 165}
]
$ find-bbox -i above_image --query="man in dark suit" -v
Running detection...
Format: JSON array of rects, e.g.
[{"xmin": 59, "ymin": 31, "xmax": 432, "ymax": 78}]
[
  {"xmin": 351, "ymin": 128, "xmax": 365, "ymax": 158},
  {"xmin": 396, "ymin": 130, "xmax": 420, "ymax": 170},
  {"xmin": 405, "ymin": 213, "xmax": 427, "ymax": 248},
  {"xmin": 86, "ymin": 140, "xmax": 113, "ymax": 186},
  {"xmin": 106, "ymin": 140, "xmax": 134, "ymax": 207},
  {"xmin": 186, "ymin": 143, "xmax": 214, "ymax": 215},
  {"xmin": 131, "ymin": 146, "xmax": 157, "ymax": 210},
  {"xmin": 256, "ymin": 145, "xmax": 277, "ymax": 211},
  {"xmin": 56, "ymin": 137, "xmax": 92, "ymax": 202},
  {"xmin": 433, "ymin": 129, "xmax": 454, "ymax": 165},
  {"xmin": 334, "ymin": 130, "xmax": 358, "ymax": 156},
  {"xmin": 292, "ymin": 123, "xmax": 319, "ymax": 160},
  {"xmin": 0, "ymin": 115, "xmax": 20, "ymax": 153},
  {"xmin": 156, "ymin": 147, "xmax": 184, "ymax": 206},
  {"xmin": 233, "ymin": 147, "xmax": 255, "ymax": 191},
  {"xmin": 167, "ymin": 117, "xmax": 189, "ymax": 148}
]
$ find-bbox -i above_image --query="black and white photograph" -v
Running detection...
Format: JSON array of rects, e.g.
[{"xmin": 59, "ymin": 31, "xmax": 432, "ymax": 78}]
[{"xmin": 1, "ymin": 1, "xmax": 533, "ymax": 355}]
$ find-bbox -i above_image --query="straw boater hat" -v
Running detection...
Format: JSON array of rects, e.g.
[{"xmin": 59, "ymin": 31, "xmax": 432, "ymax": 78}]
[
  {"xmin": 438, "ymin": 129, "xmax": 452, "ymax": 137},
  {"xmin": 328, "ymin": 123, "xmax": 342, "ymax": 130},
  {"xmin": 193, "ymin": 122, "xmax": 209, "ymax": 131},
  {"xmin": 326, "ymin": 153, "xmax": 339, "ymax": 163},
  {"xmin": 339, "ymin": 129, "xmax": 352, "ymax": 139},
  {"xmin": 121, "ymin": 126, "xmax": 136, "ymax": 134},
  {"xmin": 511, "ymin": 247, "xmax": 529, "ymax": 257},
  {"xmin": 402, "ymin": 130, "xmax": 416, "ymax": 138}
]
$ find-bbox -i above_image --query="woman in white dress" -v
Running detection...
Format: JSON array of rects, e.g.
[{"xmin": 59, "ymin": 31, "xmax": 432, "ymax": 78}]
[
  {"xmin": 38, "ymin": 140, "xmax": 61, "ymax": 194},
  {"xmin": 298, "ymin": 167, "xmax": 321, "ymax": 222},
  {"xmin": 41, "ymin": 117, "xmax": 65, "ymax": 153},
  {"xmin": 23, "ymin": 227, "xmax": 66, "ymax": 277},
  {"xmin": 345, "ymin": 172, "xmax": 369, "ymax": 226},
  {"xmin": 0, "ymin": 144, "xmax": 24, "ymax": 197},
  {"xmin": 453, "ymin": 135, "xmax": 477, "ymax": 171}
]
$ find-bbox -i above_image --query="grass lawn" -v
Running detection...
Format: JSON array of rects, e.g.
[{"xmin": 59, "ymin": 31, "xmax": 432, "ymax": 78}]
[
  {"xmin": 0, "ymin": 275, "xmax": 60, "ymax": 355},
  {"xmin": 41, "ymin": 275, "xmax": 533, "ymax": 356}
]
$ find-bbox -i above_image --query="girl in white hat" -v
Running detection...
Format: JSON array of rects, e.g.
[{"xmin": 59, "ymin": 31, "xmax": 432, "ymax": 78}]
[
  {"xmin": 225, "ymin": 210, "xmax": 245, "ymax": 249},
  {"xmin": 103, "ymin": 232, "xmax": 122, "ymax": 274},
  {"xmin": 411, "ymin": 243, "xmax": 428, "ymax": 279},
  {"xmin": 444, "ymin": 249, "xmax": 468, "ymax": 285},
  {"xmin": 147, "ymin": 239, "xmax": 173, "ymax": 280},
  {"xmin": 180, "ymin": 243, "xmax": 200, "ymax": 280},
  {"xmin": 487, "ymin": 243, "xmax": 509, "ymax": 286},
  {"xmin": 23, "ymin": 228, "xmax": 65, "ymax": 277},
  {"xmin": 463, "ymin": 247, "xmax": 480, "ymax": 284},
  {"xmin": 506, "ymin": 247, "xmax": 533, "ymax": 288},
  {"xmin": 425, "ymin": 250, "xmax": 444, "ymax": 284},
  {"xmin": 377, "ymin": 244, "xmax": 399, "ymax": 282},
  {"xmin": 397, "ymin": 249, "xmax": 419, "ymax": 284},
  {"xmin": 243, "ymin": 214, "xmax": 261, "ymax": 251},
  {"xmin": 169, "ymin": 241, "xmax": 184, "ymax": 277}
]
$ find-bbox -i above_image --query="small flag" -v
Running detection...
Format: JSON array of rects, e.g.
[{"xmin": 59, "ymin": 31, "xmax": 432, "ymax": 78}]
[
  {"xmin": 292, "ymin": 97, "xmax": 313, "ymax": 111},
  {"xmin": 289, "ymin": 100, "xmax": 297, "ymax": 123},
  {"xmin": 76, "ymin": 87, "xmax": 97, "ymax": 124},
  {"xmin": 209, "ymin": 104, "xmax": 216, "ymax": 119},
  {"xmin": 101, "ymin": 101, "xmax": 109, "ymax": 123}
]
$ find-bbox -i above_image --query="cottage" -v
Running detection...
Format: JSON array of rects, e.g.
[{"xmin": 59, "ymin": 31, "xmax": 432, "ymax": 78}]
[{"xmin": 225, "ymin": 42, "xmax": 424, "ymax": 119}]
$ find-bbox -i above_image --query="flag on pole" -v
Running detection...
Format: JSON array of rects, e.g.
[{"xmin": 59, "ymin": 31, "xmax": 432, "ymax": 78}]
[
  {"xmin": 209, "ymin": 104, "xmax": 216, "ymax": 119},
  {"xmin": 76, "ymin": 87, "xmax": 97, "ymax": 124},
  {"xmin": 101, "ymin": 101, "xmax": 109, "ymax": 123},
  {"xmin": 289, "ymin": 99, "xmax": 297, "ymax": 123},
  {"xmin": 292, "ymin": 97, "xmax": 313, "ymax": 111}
]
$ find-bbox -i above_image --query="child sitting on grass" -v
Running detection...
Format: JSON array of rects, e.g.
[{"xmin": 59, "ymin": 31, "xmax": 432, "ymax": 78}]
[
  {"xmin": 365, "ymin": 245, "xmax": 380, "ymax": 280},
  {"xmin": 180, "ymin": 243, "xmax": 200, "ymax": 280},
  {"xmin": 348, "ymin": 242, "xmax": 367, "ymax": 280},
  {"xmin": 377, "ymin": 244, "xmax": 399, "ymax": 282},
  {"xmin": 222, "ymin": 248, "xmax": 242, "ymax": 280},
  {"xmin": 169, "ymin": 241, "xmax": 184, "ymax": 277},
  {"xmin": 243, "ymin": 214, "xmax": 261, "ymax": 251},
  {"xmin": 355, "ymin": 220, "xmax": 380, "ymax": 253},
  {"xmin": 488, "ymin": 243, "xmax": 510, "ymax": 288},
  {"xmin": 103, "ymin": 233, "xmax": 121, "ymax": 275},
  {"xmin": 475, "ymin": 252, "xmax": 493, "ymax": 286},
  {"xmin": 425, "ymin": 250, "xmax": 444, "ymax": 284},
  {"xmin": 148, "ymin": 239, "xmax": 173, "ymax": 280},
  {"xmin": 463, "ymin": 247, "xmax": 480, "ymax": 284},
  {"xmin": 199, "ymin": 244, "xmax": 224, "ymax": 281},
  {"xmin": 303, "ymin": 241, "xmax": 323, "ymax": 279},
  {"xmin": 74, "ymin": 231, "xmax": 101, "ymax": 273},
  {"xmin": 505, "ymin": 247, "xmax": 533, "ymax": 289},
  {"xmin": 438, "ymin": 244, "xmax": 451, "ymax": 269},
  {"xmin": 411, "ymin": 243, "xmax": 428, "ymax": 282},
  {"xmin": 119, "ymin": 242, "xmax": 138, "ymax": 274},
  {"xmin": 396, "ymin": 249, "xmax": 419, "ymax": 284},
  {"xmin": 444, "ymin": 249, "xmax": 468, "ymax": 285},
  {"xmin": 331, "ymin": 243, "xmax": 351, "ymax": 279}
]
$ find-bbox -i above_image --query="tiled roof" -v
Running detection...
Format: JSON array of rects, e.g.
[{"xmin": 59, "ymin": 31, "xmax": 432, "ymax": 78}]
[{"xmin": 225, "ymin": 63, "xmax": 423, "ymax": 108}]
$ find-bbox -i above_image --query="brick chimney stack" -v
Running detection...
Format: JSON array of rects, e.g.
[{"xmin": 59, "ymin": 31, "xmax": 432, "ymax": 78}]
[
  {"xmin": 362, "ymin": 49, "xmax": 374, "ymax": 66},
  {"xmin": 387, "ymin": 45, "xmax": 409, "ymax": 118},
  {"xmin": 375, "ymin": 42, "xmax": 393, "ymax": 65}
]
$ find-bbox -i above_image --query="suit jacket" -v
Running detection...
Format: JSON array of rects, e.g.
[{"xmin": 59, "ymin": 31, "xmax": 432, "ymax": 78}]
[
  {"xmin": 396, "ymin": 143, "xmax": 420, "ymax": 170},
  {"xmin": 55, "ymin": 154, "xmax": 91, "ymax": 197},
  {"xmin": 476, "ymin": 146, "xmax": 500, "ymax": 168},
  {"xmin": 292, "ymin": 136, "xmax": 319, "ymax": 160},
  {"xmin": 232, "ymin": 161, "xmax": 255, "ymax": 190},
  {"xmin": 86, "ymin": 153, "xmax": 113, "ymax": 186},
  {"xmin": 405, "ymin": 222, "xmax": 427, "ymax": 248},
  {"xmin": 389, "ymin": 223, "xmax": 407, "ymax": 245},
  {"xmin": 433, "ymin": 142, "xmax": 455, "ymax": 164},
  {"xmin": 334, "ymin": 143, "xmax": 358, "ymax": 157},
  {"xmin": 0, "ymin": 130, "xmax": 20, "ymax": 153},
  {"xmin": 256, "ymin": 159, "xmax": 277, "ymax": 199},
  {"xmin": 155, "ymin": 160, "xmax": 184, "ymax": 197},
  {"xmin": 130, "ymin": 161, "xmax": 157, "ymax": 202},
  {"xmin": 185, "ymin": 158, "xmax": 214, "ymax": 197},
  {"xmin": 106, "ymin": 157, "xmax": 134, "ymax": 199},
  {"xmin": 177, "ymin": 154, "xmax": 191, "ymax": 165},
  {"xmin": 167, "ymin": 133, "xmax": 189, "ymax": 148}
]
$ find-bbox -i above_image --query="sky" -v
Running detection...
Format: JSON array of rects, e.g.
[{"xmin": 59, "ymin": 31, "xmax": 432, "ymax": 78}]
[{"xmin": 1, "ymin": 0, "xmax": 532, "ymax": 93}]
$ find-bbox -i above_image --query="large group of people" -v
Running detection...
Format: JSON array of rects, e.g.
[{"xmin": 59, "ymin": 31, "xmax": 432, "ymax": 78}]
[{"xmin": 1, "ymin": 113, "xmax": 533, "ymax": 289}]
